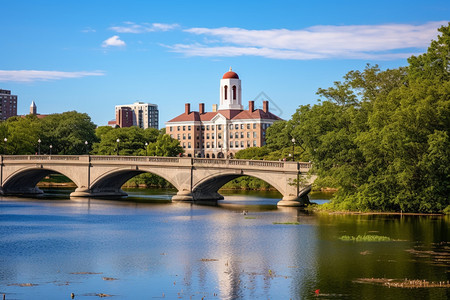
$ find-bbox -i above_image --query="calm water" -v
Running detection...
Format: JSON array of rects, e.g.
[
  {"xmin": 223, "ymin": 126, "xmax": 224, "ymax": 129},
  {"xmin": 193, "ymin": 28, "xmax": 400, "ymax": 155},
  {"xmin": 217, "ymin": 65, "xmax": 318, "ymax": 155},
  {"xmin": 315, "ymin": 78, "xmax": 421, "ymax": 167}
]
[{"xmin": 0, "ymin": 188, "xmax": 448, "ymax": 300}]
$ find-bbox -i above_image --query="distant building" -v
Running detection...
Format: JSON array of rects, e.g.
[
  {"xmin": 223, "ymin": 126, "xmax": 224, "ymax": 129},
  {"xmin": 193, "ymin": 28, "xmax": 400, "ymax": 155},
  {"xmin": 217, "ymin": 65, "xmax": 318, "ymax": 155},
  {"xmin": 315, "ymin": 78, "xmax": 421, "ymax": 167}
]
[
  {"xmin": 27, "ymin": 101, "xmax": 48, "ymax": 119},
  {"xmin": 115, "ymin": 102, "xmax": 159, "ymax": 129},
  {"xmin": 165, "ymin": 68, "xmax": 282, "ymax": 158},
  {"xmin": 0, "ymin": 89, "xmax": 18, "ymax": 120},
  {"xmin": 115, "ymin": 106, "xmax": 134, "ymax": 128},
  {"xmin": 107, "ymin": 120, "xmax": 118, "ymax": 127}
]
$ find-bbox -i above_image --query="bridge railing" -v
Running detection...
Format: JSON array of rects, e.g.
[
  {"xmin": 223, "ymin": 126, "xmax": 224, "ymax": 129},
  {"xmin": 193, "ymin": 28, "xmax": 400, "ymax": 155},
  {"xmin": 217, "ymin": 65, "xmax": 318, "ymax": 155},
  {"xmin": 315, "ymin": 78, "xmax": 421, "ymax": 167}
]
[
  {"xmin": 1, "ymin": 155, "xmax": 81, "ymax": 161},
  {"xmin": 1, "ymin": 155, "xmax": 312, "ymax": 171}
]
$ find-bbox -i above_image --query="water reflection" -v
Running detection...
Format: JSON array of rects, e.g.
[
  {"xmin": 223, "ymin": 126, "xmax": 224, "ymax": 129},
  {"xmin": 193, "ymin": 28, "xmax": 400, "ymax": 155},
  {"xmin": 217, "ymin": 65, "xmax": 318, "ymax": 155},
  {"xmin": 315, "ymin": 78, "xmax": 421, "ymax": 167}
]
[{"xmin": 0, "ymin": 189, "xmax": 448, "ymax": 300}]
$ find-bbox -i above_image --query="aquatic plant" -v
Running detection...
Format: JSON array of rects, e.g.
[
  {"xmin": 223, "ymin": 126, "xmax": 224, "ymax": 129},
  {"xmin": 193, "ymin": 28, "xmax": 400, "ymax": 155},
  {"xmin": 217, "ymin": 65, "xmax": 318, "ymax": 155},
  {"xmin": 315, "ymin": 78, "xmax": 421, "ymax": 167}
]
[{"xmin": 339, "ymin": 234, "xmax": 391, "ymax": 242}]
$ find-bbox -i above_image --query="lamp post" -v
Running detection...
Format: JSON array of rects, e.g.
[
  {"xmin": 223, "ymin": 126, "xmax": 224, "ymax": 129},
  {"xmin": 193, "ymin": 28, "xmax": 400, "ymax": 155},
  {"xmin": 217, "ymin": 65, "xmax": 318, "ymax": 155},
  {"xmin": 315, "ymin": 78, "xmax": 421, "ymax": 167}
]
[
  {"xmin": 3, "ymin": 137, "xmax": 7, "ymax": 155},
  {"xmin": 49, "ymin": 145, "xmax": 53, "ymax": 155},
  {"xmin": 85, "ymin": 141, "xmax": 88, "ymax": 154},
  {"xmin": 291, "ymin": 138, "xmax": 296, "ymax": 161},
  {"xmin": 38, "ymin": 139, "xmax": 41, "ymax": 155},
  {"xmin": 116, "ymin": 138, "xmax": 120, "ymax": 155},
  {"xmin": 145, "ymin": 142, "xmax": 148, "ymax": 156}
]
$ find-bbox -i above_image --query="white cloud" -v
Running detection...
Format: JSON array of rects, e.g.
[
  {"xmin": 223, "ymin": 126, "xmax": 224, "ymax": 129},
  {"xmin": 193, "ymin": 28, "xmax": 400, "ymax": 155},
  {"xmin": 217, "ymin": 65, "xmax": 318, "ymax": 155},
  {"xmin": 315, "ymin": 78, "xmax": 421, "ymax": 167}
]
[
  {"xmin": 0, "ymin": 70, "xmax": 105, "ymax": 82},
  {"xmin": 110, "ymin": 22, "xmax": 179, "ymax": 33},
  {"xmin": 102, "ymin": 35, "xmax": 126, "ymax": 47},
  {"xmin": 170, "ymin": 21, "xmax": 447, "ymax": 60}
]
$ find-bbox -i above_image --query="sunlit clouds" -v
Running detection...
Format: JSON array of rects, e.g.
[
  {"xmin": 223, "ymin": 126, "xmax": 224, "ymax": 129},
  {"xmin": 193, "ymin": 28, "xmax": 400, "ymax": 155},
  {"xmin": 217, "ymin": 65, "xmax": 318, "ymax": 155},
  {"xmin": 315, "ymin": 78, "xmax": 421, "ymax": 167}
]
[
  {"xmin": 109, "ymin": 22, "xmax": 179, "ymax": 33},
  {"xmin": 102, "ymin": 35, "xmax": 126, "ymax": 48},
  {"xmin": 0, "ymin": 70, "xmax": 105, "ymax": 82},
  {"xmin": 167, "ymin": 21, "xmax": 447, "ymax": 60}
]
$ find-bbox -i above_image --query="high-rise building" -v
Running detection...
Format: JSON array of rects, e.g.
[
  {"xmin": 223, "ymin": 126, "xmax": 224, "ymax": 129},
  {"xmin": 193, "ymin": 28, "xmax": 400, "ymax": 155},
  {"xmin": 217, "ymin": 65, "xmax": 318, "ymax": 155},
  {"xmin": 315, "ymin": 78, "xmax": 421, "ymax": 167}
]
[
  {"xmin": 165, "ymin": 68, "xmax": 282, "ymax": 158},
  {"xmin": 0, "ymin": 89, "xmax": 18, "ymax": 120},
  {"xmin": 115, "ymin": 107, "xmax": 134, "ymax": 128},
  {"xmin": 115, "ymin": 102, "xmax": 159, "ymax": 129}
]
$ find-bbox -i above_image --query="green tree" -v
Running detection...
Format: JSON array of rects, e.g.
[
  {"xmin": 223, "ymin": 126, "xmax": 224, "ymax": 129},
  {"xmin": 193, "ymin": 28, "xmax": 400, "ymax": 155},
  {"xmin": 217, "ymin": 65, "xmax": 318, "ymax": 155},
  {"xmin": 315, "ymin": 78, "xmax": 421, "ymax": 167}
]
[
  {"xmin": 40, "ymin": 111, "xmax": 98, "ymax": 154},
  {"xmin": 147, "ymin": 134, "xmax": 183, "ymax": 157}
]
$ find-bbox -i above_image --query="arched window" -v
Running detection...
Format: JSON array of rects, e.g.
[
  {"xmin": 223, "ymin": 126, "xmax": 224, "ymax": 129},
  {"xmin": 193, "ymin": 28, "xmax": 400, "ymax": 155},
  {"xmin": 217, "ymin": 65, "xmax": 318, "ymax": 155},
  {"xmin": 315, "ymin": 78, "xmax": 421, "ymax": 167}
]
[
  {"xmin": 232, "ymin": 85, "xmax": 236, "ymax": 100},
  {"xmin": 224, "ymin": 85, "xmax": 228, "ymax": 100}
]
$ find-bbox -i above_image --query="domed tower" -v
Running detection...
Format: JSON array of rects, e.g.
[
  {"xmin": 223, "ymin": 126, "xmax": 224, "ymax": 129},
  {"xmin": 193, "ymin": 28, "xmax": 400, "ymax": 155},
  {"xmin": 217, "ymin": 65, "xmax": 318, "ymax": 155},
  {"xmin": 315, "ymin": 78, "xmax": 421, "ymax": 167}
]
[{"xmin": 219, "ymin": 67, "xmax": 243, "ymax": 110}]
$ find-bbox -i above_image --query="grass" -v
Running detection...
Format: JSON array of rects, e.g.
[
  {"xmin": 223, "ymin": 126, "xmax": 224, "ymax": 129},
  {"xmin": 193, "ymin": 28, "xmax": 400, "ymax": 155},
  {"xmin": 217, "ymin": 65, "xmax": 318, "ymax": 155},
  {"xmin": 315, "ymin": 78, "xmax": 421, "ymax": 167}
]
[
  {"xmin": 273, "ymin": 222, "xmax": 300, "ymax": 225},
  {"xmin": 339, "ymin": 234, "xmax": 391, "ymax": 242},
  {"xmin": 244, "ymin": 216, "xmax": 256, "ymax": 219}
]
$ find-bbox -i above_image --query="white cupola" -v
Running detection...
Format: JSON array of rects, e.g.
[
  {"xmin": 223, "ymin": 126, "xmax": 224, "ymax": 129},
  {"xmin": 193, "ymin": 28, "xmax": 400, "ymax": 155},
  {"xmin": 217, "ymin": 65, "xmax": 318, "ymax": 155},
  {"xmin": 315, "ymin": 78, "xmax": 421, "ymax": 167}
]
[{"xmin": 219, "ymin": 67, "xmax": 243, "ymax": 110}]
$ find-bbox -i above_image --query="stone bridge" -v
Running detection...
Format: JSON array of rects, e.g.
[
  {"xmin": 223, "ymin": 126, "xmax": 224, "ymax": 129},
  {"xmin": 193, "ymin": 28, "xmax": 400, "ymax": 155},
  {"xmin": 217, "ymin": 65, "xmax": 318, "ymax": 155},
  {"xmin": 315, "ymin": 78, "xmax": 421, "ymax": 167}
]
[{"xmin": 0, "ymin": 155, "xmax": 314, "ymax": 206}]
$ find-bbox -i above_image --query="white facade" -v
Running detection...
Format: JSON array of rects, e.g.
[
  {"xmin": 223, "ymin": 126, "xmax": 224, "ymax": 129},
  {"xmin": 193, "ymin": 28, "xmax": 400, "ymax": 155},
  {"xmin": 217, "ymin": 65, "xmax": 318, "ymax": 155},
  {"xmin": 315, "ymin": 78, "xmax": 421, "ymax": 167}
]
[
  {"xmin": 115, "ymin": 102, "xmax": 159, "ymax": 129},
  {"xmin": 219, "ymin": 77, "xmax": 243, "ymax": 110}
]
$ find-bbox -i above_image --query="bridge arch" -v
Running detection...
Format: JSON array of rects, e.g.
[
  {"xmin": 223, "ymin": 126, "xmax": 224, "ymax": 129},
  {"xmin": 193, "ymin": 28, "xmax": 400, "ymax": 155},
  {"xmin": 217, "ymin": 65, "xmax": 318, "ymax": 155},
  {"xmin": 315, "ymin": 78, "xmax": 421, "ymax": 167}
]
[
  {"xmin": 2, "ymin": 166, "xmax": 81, "ymax": 195},
  {"xmin": 86, "ymin": 167, "xmax": 180, "ymax": 197},
  {"xmin": 192, "ymin": 170, "xmax": 292, "ymax": 201}
]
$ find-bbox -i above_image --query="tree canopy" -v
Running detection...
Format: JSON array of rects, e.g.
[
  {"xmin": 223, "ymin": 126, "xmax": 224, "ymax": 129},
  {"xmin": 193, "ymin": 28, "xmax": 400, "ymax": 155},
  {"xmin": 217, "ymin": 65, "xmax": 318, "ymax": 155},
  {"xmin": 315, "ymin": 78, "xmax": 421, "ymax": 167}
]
[{"xmin": 236, "ymin": 24, "xmax": 450, "ymax": 213}]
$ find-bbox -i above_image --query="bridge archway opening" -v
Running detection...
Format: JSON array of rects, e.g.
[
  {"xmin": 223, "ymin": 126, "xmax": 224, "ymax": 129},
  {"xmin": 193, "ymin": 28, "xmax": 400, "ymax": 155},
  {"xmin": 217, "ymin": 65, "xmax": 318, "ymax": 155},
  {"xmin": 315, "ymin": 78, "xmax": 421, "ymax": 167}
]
[
  {"xmin": 89, "ymin": 168, "xmax": 178, "ymax": 197},
  {"xmin": 192, "ymin": 173, "xmax": 282, "ymax": 201},
  {"xmin": 122, "ymin": 173, "xmax": 174, "ymax": 189},
  {"xmin": 2, "ymin": 168, "xmax": 77, "ymax": 196}
]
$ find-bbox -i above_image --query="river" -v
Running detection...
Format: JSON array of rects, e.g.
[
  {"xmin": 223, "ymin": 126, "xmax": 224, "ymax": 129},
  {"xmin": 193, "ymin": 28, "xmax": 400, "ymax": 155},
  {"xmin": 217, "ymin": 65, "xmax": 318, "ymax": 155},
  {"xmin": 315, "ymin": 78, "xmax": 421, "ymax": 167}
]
[{"xmin": 0, "ymin": 188, "xmax": 448, "ymax": 299}]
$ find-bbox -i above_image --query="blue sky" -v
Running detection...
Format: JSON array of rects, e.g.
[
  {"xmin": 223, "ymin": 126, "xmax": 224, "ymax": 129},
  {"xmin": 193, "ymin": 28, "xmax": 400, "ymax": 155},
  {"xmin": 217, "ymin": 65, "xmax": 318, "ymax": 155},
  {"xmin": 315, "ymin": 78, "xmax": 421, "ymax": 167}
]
[{"xmin": 1, "ymin": 0, "xmax": 448, "ymax": 127}]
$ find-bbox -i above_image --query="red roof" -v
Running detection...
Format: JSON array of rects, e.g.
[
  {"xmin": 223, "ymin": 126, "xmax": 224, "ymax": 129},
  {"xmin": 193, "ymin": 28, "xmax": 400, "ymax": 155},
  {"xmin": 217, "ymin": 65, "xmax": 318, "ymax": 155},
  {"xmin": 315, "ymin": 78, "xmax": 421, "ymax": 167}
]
[
  {"xmin": 167, "ymin": 108, "xmax": 281, "ymax": 123},
  {"xmin": 222, "ymin": 71, "xmax": 239, "ymax": 79}
]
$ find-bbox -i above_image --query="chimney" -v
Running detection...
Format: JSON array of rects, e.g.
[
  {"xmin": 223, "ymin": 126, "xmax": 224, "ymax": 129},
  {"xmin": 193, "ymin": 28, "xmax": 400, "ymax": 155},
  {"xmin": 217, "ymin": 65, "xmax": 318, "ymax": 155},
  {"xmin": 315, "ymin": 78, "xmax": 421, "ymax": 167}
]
[
  {"xmin": 248, "ymin": 101, "xmax": 255, "ymax": 112},
  {"xmin": 263, "ymin": 101, "xmax": 269, "ymax": 113},
  {"xmin": 199, "ymin": 103, "xmax": 205, "ymax": 114},
  {"xmin": 212, "ymin": 104, "xmax": 218, "ymax": 112},
  {"xmin": 185, "ymin": 103, "xmax": 191, "ymax": 114}
]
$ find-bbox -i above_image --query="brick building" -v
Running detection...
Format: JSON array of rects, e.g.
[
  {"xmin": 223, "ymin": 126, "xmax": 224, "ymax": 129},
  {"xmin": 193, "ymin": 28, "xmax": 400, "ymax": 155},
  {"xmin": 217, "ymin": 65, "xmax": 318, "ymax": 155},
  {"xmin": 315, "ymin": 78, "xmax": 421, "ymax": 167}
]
[
  {"xmin": 0, "ymin": 89, "xmax": 18, "ymax": 120},
  {"xmin": 115, "ymin": 102, "xmax": 159, "ymax": 129},
  {"xmin": 165, "ymin": 68, "xmax": 281, "ymax": 158}
]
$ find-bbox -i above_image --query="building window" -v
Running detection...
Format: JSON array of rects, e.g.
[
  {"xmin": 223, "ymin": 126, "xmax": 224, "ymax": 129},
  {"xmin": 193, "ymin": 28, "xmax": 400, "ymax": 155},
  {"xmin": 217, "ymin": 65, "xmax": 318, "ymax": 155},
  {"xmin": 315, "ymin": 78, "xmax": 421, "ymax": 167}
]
[
  {"xmin": 224, "ymin": 85, "xmax": 228, "ymax": 100},
  {"xmin": 247, "ymin": 132, "xmax": 250, "ymax": 138},
  {"xmin": 183, "ymin": 126, "xmax": 186, "ymax": 131},
  {"xmin": 230, "ymin": 132, "xmax": 233, "ymax": 139},
  {"xmin": 188, "ymin": 133, "xmax": 191, "ymax": 139},
  {"xmin": 232, "ymin": 85, "xmax": 236, "ymax": 100},
  {"xmin": 177, "ymin": 134, "xmax": 180, "ymax": 140},
  {"xmin": 206, "ymin": 133, "xmax": 210, "ymax": 139},
  {"xmin": 253, "ymin": 123, "xmax": 256, "ymax": 129},
  {"xmin": 188, "ymin": 142, "xmax": 191, "ymax": 148},
  {"xmin": 229, "ymin": 124, "xmax": 233, "ymax": 130},
  {"xmin": 183, "ymin": 143, "xmax": 186, "ymax": 148},
  {"xmin": 240, "ymin": 124, "xmax": 244, "ymax": 129},
  {"xmin": 183, "ymin": 134, "xmax": 186, "ymax": 140},
  {"xmin": 188, "ymin": 125, "xmax": 191, "ymax": 130},
  {"xmin": 212, "ymin": 133, "xmax": 215, "ymax": 139},
  {"xmin": 197, "ymin": 142, "xmax": 200, "ymax": 148},
  {"xmin": 206, "ymin": 142, "xmax": 210, "ymax": 148},
  {"xmin": 206, "ymin": 125, "xmax": 209, "ymax": 130},
  {"xmin": 218, "ymin": 125, "xmax": 222, "ymax": 130},
  {"xmin": 247, "ymin": 141, "xmax": 250, "ymax": 147},
  {"xmin": 240, "ymin": 141, "xmax": 244, "ymax": 147},
  {"xmin": 240, "ymin": 132, "xmax": 244, "ymax": 138},
  {"xmin": 218, "ymin": 133, "xmax": 222, "ymax": 139},
  {"xmin": 253, "ymin": 132, "xmax": 257, "ymax": 138},
  {"xmin": 247, "ymin": 124, "xmax": 250, "ymax": 129},
  {"xmin": 235, "ymin": 124, "xmax": 239, "ymax": 129},
  {"xmin": 235, "ymin": 141, "xmax": 239, "ymax": 147},
  {"xmin": 235, "ymin": 132, "xmax": 239, "ymax": 138},
  {"xmin": 178, "ymin": 126, "xmax": 180, "ymax": 130},
  {"xmin": 253, "ymin": 140, "xmax": 257, "ymax": 147},
  {"xmin": 170, "ymin": 127, "xmax": 173, "ymax": 132},
  {"xmin": 230, "ymin": 141, "xmax": 233, "ymax": 148}
]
